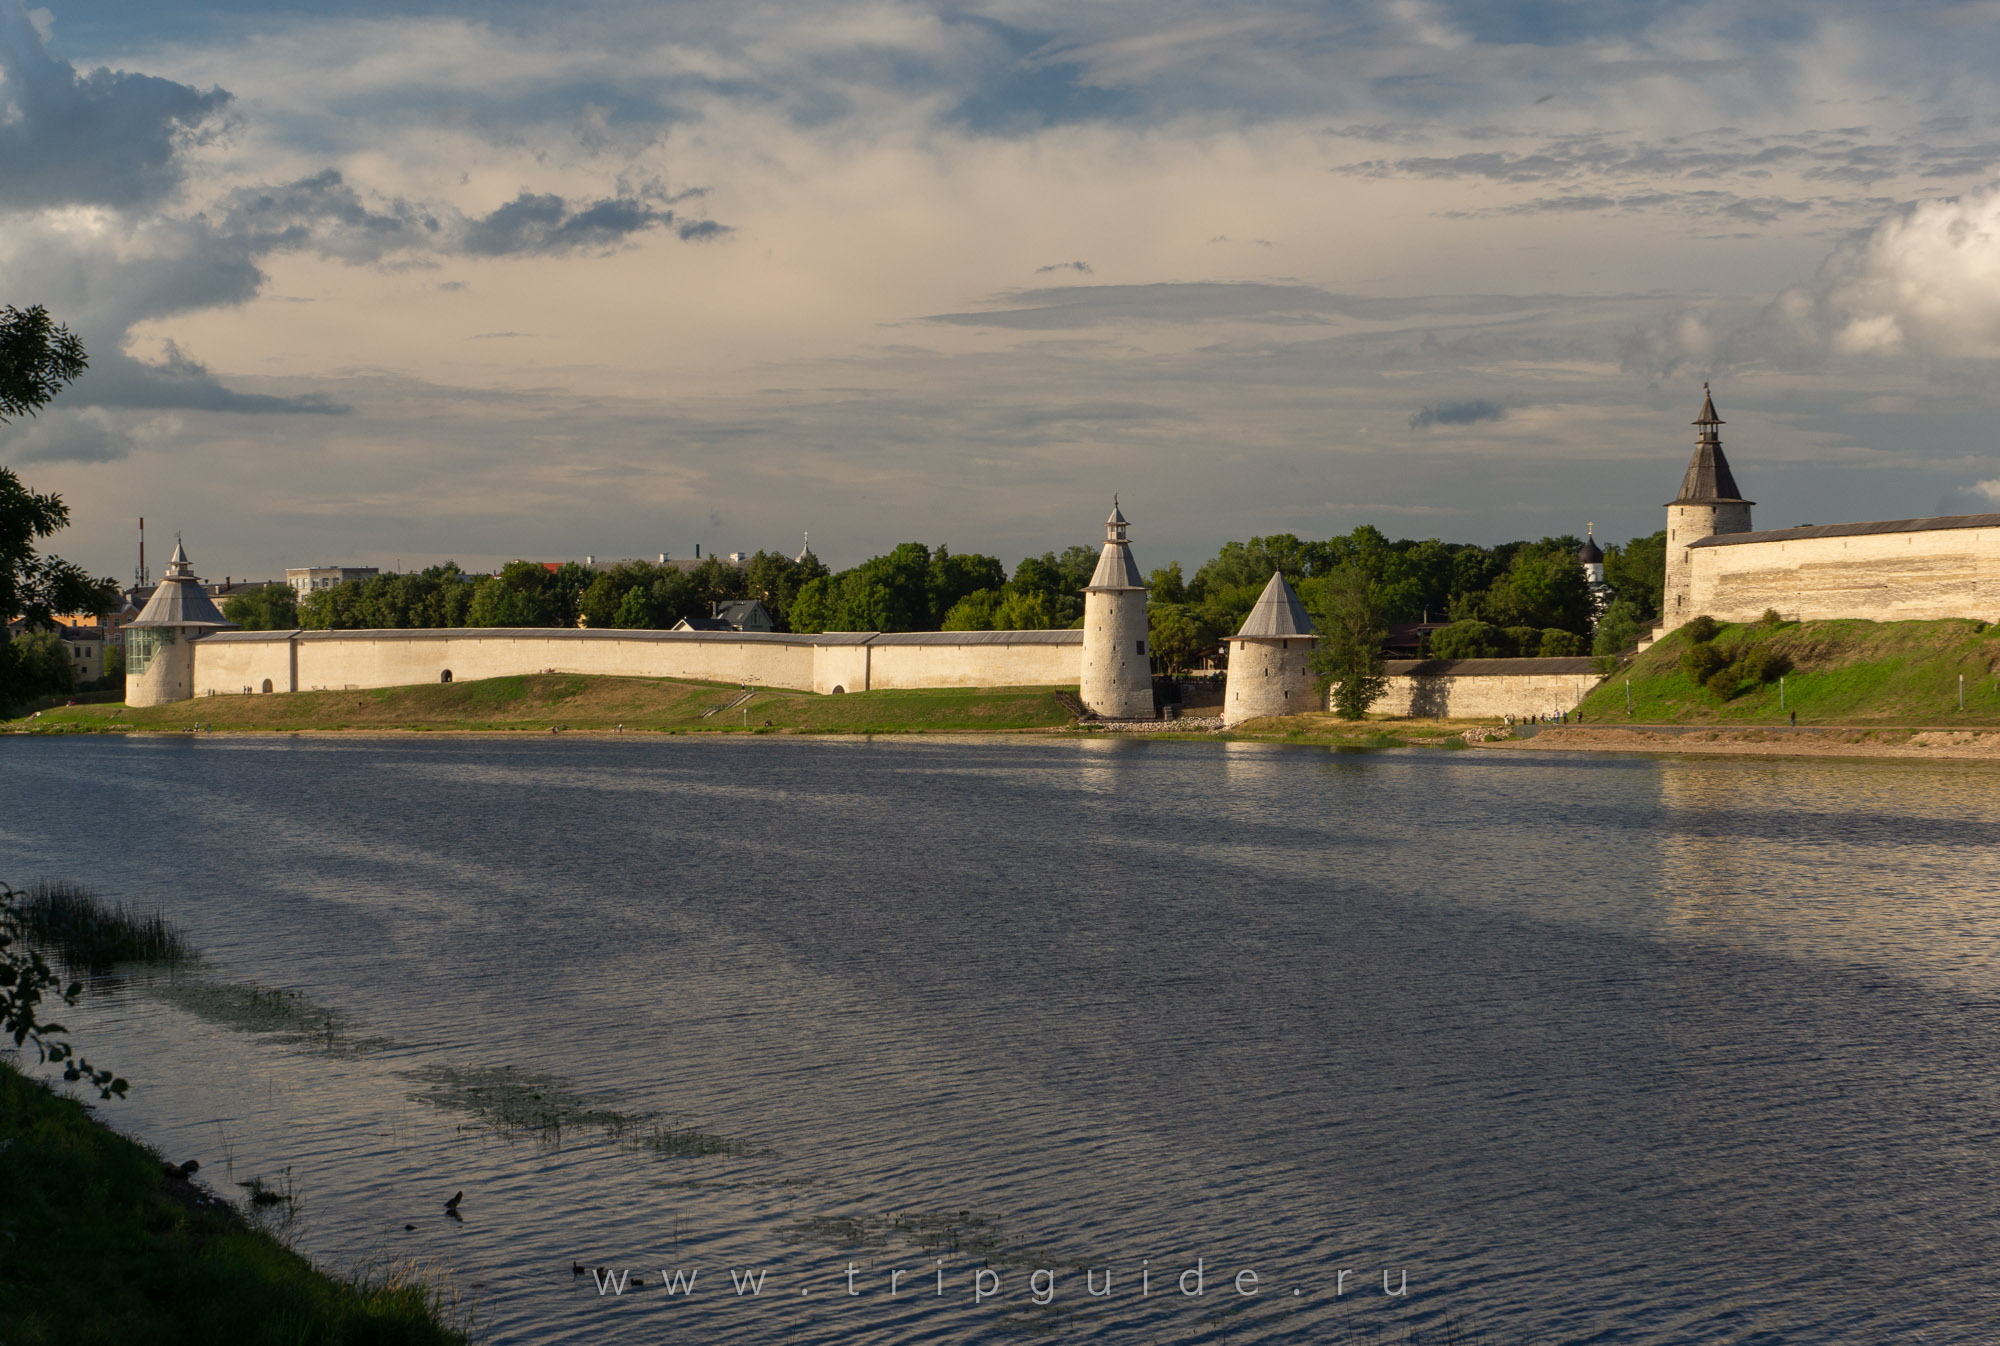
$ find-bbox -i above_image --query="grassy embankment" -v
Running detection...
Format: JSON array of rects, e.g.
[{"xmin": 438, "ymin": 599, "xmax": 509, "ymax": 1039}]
[
  {"xmin": 1576, "ymin": 617, "xmax": 2000, "ymax": 725},
  {"xmin": 5, "ymin": 673, "xmax": 1076, "ymax": 735},
  {"xmin": 0, "ymin": 1063, "xmax": 466, "ymax": 1346},
  {"xmin": 0, "ymin": 883, "xmax": 465, "ymax": 1346}
]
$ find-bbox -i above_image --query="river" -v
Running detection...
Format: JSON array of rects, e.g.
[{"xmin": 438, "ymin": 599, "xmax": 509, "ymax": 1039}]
[{"xmin": 4, "ymin": 733, "xmax": 1997, "ymax": 1343}]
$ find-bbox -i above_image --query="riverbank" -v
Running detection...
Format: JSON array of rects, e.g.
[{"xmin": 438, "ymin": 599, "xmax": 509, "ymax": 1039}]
[
  {"xmin": 1489, "ymin": 723, "xmax": 2000, "ymax": 761},
  {"xmin": 0, "ymin": 1059, "xmax": 465, "ymax": 1345},
  {"xmin": 4, "ymin": 674, "xmax": 1076, "ymax": 735}
]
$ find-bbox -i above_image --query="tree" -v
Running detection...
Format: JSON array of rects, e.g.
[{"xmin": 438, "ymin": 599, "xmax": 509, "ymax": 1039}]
[
  {"xmin": 1591, "ymin": 599, "xmax": 1646, "ymax": 657},
  {"xmin": 941, "ymin": 589, "xmax": 1002, "ymax": 630},
  {"xmin": 1604, "ymin": 530, "xmax": 1666, "ymax": 619},
  {"xmin": 0, "ymin": 305, "xmax": 87, "ymax": 424},
  {"xmin": 7, "ymin": 629, "xmax": 75, "ymax": 698},
  {"xmin": 1146, "ymin": 604, "xmax": 1210, "ymax": 677},
  {"xmin": 1307, "ymin": 566, "xmax": 1387, "ymax": 720},
  {"xmin": 222, "ymin": 583, "xmax": 299, "ymax": 631},
  {"xmin": 1428, "ymin": 620, "xmax": 1509, "ymax": 659}
]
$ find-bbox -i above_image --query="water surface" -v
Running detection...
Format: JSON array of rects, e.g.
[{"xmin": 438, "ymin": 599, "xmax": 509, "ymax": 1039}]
[{"xmin": 3, "ymin": 734, "xmax": 1997, "ymax": 1343}]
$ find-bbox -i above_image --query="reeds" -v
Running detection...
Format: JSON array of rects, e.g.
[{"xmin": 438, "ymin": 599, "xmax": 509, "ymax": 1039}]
[{"xmin": 8, "ymin": 881, "xmax": 191, "ymax": 972}]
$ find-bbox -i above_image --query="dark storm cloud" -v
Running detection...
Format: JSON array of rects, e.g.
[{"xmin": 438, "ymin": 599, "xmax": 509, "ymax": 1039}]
[
  {"xmin": 1410, "ymin": 398, "xmax": 1506, "ymax": 428},
  {"xmin": 0, "ymin": 3, "xmax": 229, "ymax": 211}
]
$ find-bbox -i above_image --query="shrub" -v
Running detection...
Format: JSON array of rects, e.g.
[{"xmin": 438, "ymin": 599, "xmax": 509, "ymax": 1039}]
[
  {"xmin": 1683, "ymin": 640, "xmax": 1729, "ymax": 685},
  {"xmin": 1682, "ymin": 614, "xmax": 1721, "ymax": 644},
  {"xmin": 1704, "ymin": 668, "xmax": 1742, "ymax": 699},
  {"xmin": 1738, "ymin": 648, "xmax": 1792, "ymax": 685},
  {"xmin": 1759, "ymin": 608, "xmax": 1784, "ymax": 626},
  {"xmin": 1428, "ymin": 620, "xmax": 1509, "ymax": 659},
  {"xmin": 1502, "ymin": 625, "xmax": 1541, "ymax": 657},
  {"xmin": 1538, "ymin": 628, "xmax": 1585, "ymax": 657}
]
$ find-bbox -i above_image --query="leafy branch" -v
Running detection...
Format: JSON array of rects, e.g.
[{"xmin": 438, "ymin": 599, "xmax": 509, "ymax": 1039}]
[{"xmin": 0, "ymin": 884, "xmax": 126, "ymax": 1099}]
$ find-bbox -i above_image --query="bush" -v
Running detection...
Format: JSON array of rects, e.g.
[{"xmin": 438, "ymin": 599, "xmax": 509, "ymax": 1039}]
[
  {"xmin": 1683, "ymin": 640, "xmax": 1729, "ymax": 685},
  {"xmin": 1759, "ymin": 608, "xmax": 1784, "ymax": 626},
  {"xmin": 1704, "ymin": 668, "xmax": 1742, "ymax": 699},
  {"xmin": 1502, "ymin": 625, "xmax": 1540, "ymax": 657},
  {"xmin": 1537, "ymin": 628, "xmax": 1585, "ymax": 657},
  {"xmin": 1682, "ymin": 614, "xmax": 1721, "ymax": 644},
  {"xmin": 1738, "ymin": 648, "xmax": 1792, "ymax": 684},
  {"xmin": 1427, "ymin": 620, "xmax": 1509, "ymax": 659}
]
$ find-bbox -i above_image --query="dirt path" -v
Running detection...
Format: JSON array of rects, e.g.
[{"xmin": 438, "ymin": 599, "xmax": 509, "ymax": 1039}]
[{"xmin": 1491, "ymin": 724, "xmax": 2000, "ymax": 761}]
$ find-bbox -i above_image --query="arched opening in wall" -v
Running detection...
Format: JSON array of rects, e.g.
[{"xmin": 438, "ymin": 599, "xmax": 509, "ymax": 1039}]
[
  {"xmin": 440, "ymin": 670, "xmax": 453, "ymax": 683},
  {"xmin": 831, "ymin": 685, "xmax": 845, "ymax": 694},
  {"xmin": 261, "ymin": 679, "xmax": 273, "ymax": 694}
]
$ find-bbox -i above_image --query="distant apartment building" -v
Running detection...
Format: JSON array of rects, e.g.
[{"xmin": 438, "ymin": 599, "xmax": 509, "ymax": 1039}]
[{"xmin": 287, "ymin": 566, "xmax": 379, "ymax": 596}]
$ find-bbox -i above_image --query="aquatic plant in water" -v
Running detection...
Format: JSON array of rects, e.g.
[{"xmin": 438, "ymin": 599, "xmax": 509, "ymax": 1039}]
[
  {"xmin": 153, "ymin": 977, "xmax": 394, "ymax": 1057},
  {"xmin": 13, "ymin": 880, "xmax": 190, "ymax": 972},
  {"xmin": 404, "ymin": 1063, "xmax": 758, "ymax": 1158}
]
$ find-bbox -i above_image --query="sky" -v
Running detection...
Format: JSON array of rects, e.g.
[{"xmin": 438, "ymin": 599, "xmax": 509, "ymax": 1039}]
[{"xmin": 7, "ymin": 0, "xmax": 2000, "ymax": 583}]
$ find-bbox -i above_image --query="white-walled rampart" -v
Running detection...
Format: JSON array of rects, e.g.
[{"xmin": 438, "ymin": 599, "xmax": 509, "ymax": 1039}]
[
  {"xmin": 1369, "ymin": 659, "xmax": 1602, "ymax": 719},
  {"xmin": 1687, "ymin": 518, "xmax": 2000, "ymax": 623},
  {"xmin": 186, "ymin": 627, "xmax": 1085, "ymax": 702}
]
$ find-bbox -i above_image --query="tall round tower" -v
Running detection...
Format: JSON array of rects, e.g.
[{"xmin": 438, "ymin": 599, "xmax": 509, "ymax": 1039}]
[
  {"xmin": 125, "ymin": 539, "xmax": 234, "ymax": 707},
  {"xmin": 1223, "ymin": 571, "xmax": 1318, "ymax": 727},
  {"xmin": 1663, "ymin": 384, "xmax": 1753, "ymax": 631},
  {"xmin": 1079, "ymin": 499, "xmax": 1154, "ymax": 719}
]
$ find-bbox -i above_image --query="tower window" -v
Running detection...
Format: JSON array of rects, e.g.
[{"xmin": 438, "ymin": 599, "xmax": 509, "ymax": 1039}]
[{"xmin": 1136, "ymin": 640, "xmax": 1146, "ymax": 655}]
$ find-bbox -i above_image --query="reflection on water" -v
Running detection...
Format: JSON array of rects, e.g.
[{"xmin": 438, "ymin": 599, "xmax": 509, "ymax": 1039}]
[{"xmin": 3, "ymin": 735, "xmax": 1998, "ymax": 1344}]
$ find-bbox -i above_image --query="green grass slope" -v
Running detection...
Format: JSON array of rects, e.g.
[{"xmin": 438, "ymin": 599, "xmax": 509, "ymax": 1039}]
[
  {"xmin": 1578, "ymin": 617, "xmax": 2000, "ymax": 725},
  {"xmin": 0, "ymin": 1061, "xmax": 464, "ymax": 1345},
  {"xmin": 6, "ymin": 674, "xmax": 1077, "ymax": 735}
]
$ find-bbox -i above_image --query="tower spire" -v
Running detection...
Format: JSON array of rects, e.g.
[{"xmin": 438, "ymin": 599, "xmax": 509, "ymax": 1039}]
[{"xmin": 1672, "ymin": 384, "xmax": 1748, "ymax": 505}]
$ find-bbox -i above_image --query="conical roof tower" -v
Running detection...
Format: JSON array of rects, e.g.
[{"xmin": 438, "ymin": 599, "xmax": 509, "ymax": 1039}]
[
  {"xmin": 1234, "ymin": 571, "xmax": 1315, "ymax": 638},
  {"xmin": 1670, "ymin": 384, "xmax": 1752, "ymax": 505}
]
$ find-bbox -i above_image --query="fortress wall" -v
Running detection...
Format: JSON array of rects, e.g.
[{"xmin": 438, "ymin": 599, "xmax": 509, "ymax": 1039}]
[
  {"xmin": 188, "ymin": 628, "xmax": 1081, "ymax": 702},
  {"xmin": 192, "ymin": 633, "xmax": 296, "ymax": 695},
  {"xmin": 864, "ymin": 637, "xmax": 1082, "ymax": 691},
  {"xmin": 1688, "ymin": 528, "xmax": 2000, "ymax": 623},
  {"xmin": 1368, "ymin": 660, "xmax": 1602, "ymax": 719}
]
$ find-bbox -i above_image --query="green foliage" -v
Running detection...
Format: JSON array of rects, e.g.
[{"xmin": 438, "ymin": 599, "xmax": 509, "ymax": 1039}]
[
  {"xmin": 6, "ymin": 628, "xmax": 75, "ymax": 698},
  {"xmin": 1592, "ymin": 598, "xmax": 1647, "ymax": 656},
  {"xmin": 221, "ymin": 584, "xmax": 298, "ymax": 631},
  {"xmin": 0, "ymin": 1059, "xmax": 467, "ymax": 1345},
  {"xmin": 1147, "ymin": 603, "xmax": 1218, "ymax": 677},
  {"xmin": 1147, "ymin": 561, "xmax": 1187, "ymax": 604},
  {"xmin": 1, "ymin": 468, "xmax": 115, "ymax": 638},
  {"xmin": 1502, "ymin": 625, "xmax": 1539, "ymax": 656},
  {"xmin": 1427, "ymin": 620, "xmax": 1509, "ymax": 659},
  {"xmin": 1604, "ymin": 530, "xmax": 1666, "ymax": 619},
  {"xmin": 0, "ymin": 305, "xmax": 87, "ymax": 423},
  {"xmin": 1537, "ymin": 628, "xmax": 1585, "ymax": 657},
  {"xmin": 1682, "ymin": 614, "xmax": 1721, "ymax": 644},
  {"xmin": 1307, "ymin": 565, "xmax": 1387, "ymax": 719},
  {"xmin": 0, "ymin": 885, "xmax": 124, "ymax": 1100},
  {"xmin": 941, "ymin": 589, "xmax": 1002, "ymax": 631},
  {"xmin": 1682, "ymin": 638, "xmax": 1729, "ymax": 685},
  {"xmin": 299, "ymin": 564, "xmax": 478, "ymax": 631}
]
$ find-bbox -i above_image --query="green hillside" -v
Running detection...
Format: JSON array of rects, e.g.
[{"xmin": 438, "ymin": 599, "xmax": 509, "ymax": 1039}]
[
  {"xmin": 5, "ymin": 675, "xmax": 1077, "ymax": 735},
  {"xmin": 1578, "ymin": 617, "xmax": 2000, "ymax": 725}
]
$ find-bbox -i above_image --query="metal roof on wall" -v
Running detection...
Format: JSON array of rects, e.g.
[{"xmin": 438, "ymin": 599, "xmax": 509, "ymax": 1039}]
[{"xmin": 1688, "ymin": 513, "xmax": 2000, "ymax": 548}]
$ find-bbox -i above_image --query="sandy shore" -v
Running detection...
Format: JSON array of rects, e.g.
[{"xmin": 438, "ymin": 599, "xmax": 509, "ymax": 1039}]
[{"xmin": 1491, "ymin": 725, "xmax": 2000, "ymax": 761}]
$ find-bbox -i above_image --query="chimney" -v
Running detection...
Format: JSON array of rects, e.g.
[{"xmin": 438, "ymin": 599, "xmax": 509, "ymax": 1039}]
[{"xmin": 695, "ymin": 543, "xmax": 701, "ymax": 558}]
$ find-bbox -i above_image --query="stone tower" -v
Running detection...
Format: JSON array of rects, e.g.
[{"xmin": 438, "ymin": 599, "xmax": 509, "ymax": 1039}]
[
  {"xmin": 125, "ymin": 539, "xmax": 234, "ymax": 707},
  {"xmin": 1663, "ymin": 385, "xmax": 1753, "ymax": 631},
  {"xmin": 1080, "ymin": 499, "xmax": 1154, "ymax": 719},
  {"xmin": 1223, "ymin": 571, "xmax": 1318, "ymax": 727}
]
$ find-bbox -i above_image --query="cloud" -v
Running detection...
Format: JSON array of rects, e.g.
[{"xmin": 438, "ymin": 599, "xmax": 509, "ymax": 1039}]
[
  {"xmin": 0, "ymin": 405, "xmax": 185, "ymax": 464},
  {"xmin": 1410, "ymin": 398, "xmax": 1505, "ymax": 428},
  {"xmin": 1940, "ymin": 479, "xmax": 2000, "ymax": 514},
  {"xmin": 1621, "ymin": 183, "xmax": 2000, "ymax": 376},
  {"xmin": 924, "ymin": 282, "xmax": 1566, "ymax": 330},
  {"xmin": 1035, "ymin": 261, "xmax": 1092, "ymax": 274},
  {"xmin": 0, "ymin": 1, "xmax": 229, "ymax": 211}
]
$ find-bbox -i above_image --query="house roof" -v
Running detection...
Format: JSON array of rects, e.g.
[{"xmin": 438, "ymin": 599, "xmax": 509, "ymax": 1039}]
[
  {"xmin": 1234, "ymin": 571, "xmax": 1315, "ymax": 639},
  {"xmin": 1687, "ymin": 512, "xmax": 2000, "ymax": 548}
]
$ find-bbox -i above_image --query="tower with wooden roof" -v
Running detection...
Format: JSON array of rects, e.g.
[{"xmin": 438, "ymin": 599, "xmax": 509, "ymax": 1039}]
[
  {"xmin": 1663, "ymin": 384, "xmax": 1753, "ymax": 631},
  {"xmin": 1079, "ymin": 499, "xmax": 1155, "ymax": 719},
  {"xmin": 124, "ymin": 539, "xmax": 235, "ymax": 707},
  {"xmin": 1223, "ymin": 571, "xmax": 1318, "ymax": 727}
]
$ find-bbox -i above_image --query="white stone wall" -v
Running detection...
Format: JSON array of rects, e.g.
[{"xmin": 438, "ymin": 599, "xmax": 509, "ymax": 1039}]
[
  {"xmin": 1688, "ymin": 525, "xmax": 2000, "ymax": 623},
  {"xmin": 1664, "ymin": 501, "xmax": 1753, "ymax": 631},
  {"xmin": 1222, "ymin": 637, "xmax": 1316, "ymax": 726},
  {"xmin": 1080, "ymin": 590, "xmax": 1153, "ymax": 718},
  {"xmin": 1367, "ymin": 662, "xmax": 1602, "ymax": 719},
  {"xmin": 181, "ymin": 628, "xmax": 1087, "ymax": 705}
]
